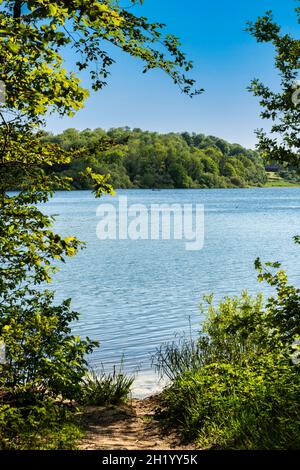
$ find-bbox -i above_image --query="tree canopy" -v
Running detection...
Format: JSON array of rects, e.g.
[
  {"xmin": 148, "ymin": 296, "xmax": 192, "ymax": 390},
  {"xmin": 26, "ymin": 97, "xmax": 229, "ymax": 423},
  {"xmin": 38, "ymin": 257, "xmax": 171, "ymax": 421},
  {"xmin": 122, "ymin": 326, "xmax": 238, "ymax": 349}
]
[
  {"xmin": 0, "ymin": 0, "xmax": 201, "ymax": 125},
  {"xmin": 41, "ymin": 128, "xmax": 267, "ymax": 189}
]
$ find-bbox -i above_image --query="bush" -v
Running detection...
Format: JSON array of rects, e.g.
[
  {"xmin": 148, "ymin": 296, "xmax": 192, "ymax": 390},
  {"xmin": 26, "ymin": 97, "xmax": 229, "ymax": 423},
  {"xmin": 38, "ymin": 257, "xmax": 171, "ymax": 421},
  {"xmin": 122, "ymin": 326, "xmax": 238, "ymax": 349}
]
[
  {"xmin": 163, "ymin": 356, "xmax": 300, "ymax": 449},
  {"xmin": 0, "ymin": 400, "xmax": 82, "ymax": 450},
  {"xmin": 230, "ymin": 176, "xmax": 246, "ymax": 187},
  {"xmin": 155, "ymin": 260, "xmax": 300, "ymax": 449},
  {"xmin": 79, "ymin": 365, "xmax": 134, "ymax": 406},
  {"xmin": 0, "ymin": 191, "xmax": 99, "ymax": 449},
  {"xmin": 0, "ymin": 291, "xmax": 97, "ymax": 402}
]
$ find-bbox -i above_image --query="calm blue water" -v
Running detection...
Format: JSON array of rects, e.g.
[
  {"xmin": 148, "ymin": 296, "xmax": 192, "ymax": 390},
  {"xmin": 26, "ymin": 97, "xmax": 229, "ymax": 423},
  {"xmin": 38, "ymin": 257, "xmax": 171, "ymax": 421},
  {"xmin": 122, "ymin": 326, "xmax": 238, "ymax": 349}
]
[{"xmin": 41, "ymin": 188, "xmax": 300, "ymax": 396}]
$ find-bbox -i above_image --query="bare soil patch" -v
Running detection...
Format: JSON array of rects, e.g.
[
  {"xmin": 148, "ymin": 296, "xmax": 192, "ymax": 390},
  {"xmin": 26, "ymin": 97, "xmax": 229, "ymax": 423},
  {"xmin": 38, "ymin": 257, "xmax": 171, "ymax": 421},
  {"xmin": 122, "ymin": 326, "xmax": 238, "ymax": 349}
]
[{"xmin": 79, "ymin": 395, "xmax": 196, "ymax": 450}]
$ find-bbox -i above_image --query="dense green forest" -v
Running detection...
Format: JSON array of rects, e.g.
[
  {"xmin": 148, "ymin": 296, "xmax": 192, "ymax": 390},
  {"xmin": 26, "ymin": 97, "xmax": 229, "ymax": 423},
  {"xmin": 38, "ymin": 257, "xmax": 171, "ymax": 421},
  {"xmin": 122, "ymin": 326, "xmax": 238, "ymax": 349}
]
[{"xmin": 42, "ymin": 128, "xmax": 267, "ymax": 189}]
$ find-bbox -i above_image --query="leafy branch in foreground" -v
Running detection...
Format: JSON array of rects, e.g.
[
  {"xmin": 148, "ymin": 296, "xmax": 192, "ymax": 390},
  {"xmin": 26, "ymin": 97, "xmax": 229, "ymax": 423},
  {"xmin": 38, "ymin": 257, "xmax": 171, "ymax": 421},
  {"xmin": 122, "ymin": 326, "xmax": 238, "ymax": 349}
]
[
  {"xmin": 0, "ymin": 0, "xmax": 201, "ymax": 342},
  {"xmin": 247, "ymin": 2, "xmax": 300, "ymax": 165},
  {"xmin": 0, "ymin": 0, "xmax": 200, "ymax": 449},
  {"xmin": 0, "ymin": 0, "xmax": 201, "ymax": 126}
]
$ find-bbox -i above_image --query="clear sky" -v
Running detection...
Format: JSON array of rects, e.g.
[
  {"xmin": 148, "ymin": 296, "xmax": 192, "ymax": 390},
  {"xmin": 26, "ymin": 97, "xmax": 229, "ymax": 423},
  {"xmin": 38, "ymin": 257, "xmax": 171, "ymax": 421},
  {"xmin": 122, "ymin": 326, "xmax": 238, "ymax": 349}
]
[{"xmin": 45, "ymin": 0, "xmax": 299, "ymax": 149}]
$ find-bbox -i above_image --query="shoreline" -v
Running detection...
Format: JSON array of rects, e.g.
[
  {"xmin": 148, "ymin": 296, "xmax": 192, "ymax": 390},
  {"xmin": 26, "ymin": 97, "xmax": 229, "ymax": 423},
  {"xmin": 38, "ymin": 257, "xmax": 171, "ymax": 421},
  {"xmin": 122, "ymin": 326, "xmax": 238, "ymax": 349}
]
[
  {"xmin": 34, "ymin": 184, "xmax": 300, "ymax": 193},
  {"xmin": 131, "ymin": 372, "xmax": 169, "ymax": 400}
]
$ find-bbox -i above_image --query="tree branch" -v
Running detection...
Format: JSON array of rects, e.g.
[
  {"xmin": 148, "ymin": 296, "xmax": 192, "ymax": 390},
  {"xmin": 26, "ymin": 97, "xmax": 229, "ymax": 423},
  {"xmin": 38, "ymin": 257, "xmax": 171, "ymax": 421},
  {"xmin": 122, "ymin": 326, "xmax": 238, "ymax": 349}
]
[{"xmin": 13, "ymin": 0, "xmax": 22, "ymax": 19}]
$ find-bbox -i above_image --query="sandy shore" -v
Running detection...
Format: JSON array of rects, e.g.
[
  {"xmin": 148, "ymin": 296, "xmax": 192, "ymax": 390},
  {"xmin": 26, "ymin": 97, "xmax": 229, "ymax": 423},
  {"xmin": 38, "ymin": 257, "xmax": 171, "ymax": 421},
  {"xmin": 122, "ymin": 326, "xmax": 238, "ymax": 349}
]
[{"xmin": 79, "ymin": 395, "xmax": 196, "ymax": 450}]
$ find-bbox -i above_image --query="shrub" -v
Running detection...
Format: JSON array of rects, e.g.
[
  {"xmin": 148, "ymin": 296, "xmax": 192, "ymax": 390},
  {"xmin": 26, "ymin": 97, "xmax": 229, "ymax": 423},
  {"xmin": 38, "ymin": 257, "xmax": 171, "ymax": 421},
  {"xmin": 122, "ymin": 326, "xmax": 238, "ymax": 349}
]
[
  {"xmin": 0, "ymin": 191, "xmax": 98, "ymax": 449},
  {"xmin": 163, "ymin": 356, "xmax": 300, "ymax": 449},
  {"xmin": 0, "ymin": 291, "xmax": 97, "ymax": 402},
  {"xmin": 155, "ymin": 260, "xmax": 300, "ymax": 449},
  {"xmin": 0, "ymin": 400, "xmax": 82, "ymax": 450},
  {"xmin": 230, "ymin": 176, "xmax": 246, "ymax": 187}
]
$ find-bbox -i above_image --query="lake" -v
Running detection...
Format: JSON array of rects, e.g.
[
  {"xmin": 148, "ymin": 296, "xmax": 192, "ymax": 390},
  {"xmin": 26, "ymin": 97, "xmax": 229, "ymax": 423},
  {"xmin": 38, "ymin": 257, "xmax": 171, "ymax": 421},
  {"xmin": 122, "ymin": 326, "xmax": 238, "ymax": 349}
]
[{"xmin": 41, "ymin": 188, "xmax": 300, "ymax": 396}]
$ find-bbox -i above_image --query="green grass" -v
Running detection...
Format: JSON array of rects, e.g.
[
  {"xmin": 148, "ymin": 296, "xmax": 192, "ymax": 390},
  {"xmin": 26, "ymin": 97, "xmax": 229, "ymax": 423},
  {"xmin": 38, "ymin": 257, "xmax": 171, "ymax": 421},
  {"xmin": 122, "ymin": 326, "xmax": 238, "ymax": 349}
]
[
  {"xmin": 265, "ymin": 180, "xmax": 300, "ymax": 187},
  {"xmin": 79, "ymin": 366, "xmax": 134, "ymax": 406},
  {"xmin": 264, "ymin": 171, "xmax": 300, "ymax": 187}
]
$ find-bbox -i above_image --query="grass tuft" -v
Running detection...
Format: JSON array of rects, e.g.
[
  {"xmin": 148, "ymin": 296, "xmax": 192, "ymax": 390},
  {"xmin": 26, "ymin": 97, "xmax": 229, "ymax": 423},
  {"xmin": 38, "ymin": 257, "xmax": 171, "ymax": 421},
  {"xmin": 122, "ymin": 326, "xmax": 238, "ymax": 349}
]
[{"xmin": 79, "ymin": 364, "xmax": 134, "ymax": 406}]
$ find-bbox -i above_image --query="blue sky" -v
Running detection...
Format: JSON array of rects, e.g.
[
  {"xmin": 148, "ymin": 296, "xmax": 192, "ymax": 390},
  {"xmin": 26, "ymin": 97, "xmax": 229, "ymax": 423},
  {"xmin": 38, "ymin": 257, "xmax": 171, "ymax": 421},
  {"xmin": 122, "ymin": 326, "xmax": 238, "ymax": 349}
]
[{"xmin": 46, "ymin": 0, "xmax": 299, "ymax": 148}]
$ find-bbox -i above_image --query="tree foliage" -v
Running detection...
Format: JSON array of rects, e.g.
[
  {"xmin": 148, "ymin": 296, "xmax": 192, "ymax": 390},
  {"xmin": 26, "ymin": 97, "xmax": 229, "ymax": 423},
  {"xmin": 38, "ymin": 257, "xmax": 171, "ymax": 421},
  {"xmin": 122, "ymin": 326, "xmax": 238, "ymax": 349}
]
[
  {"xmin": 247, "ymin": 1, "xmax": 300, "ymax": 165},
  {"xmin": 42, "ymin": 127, "xmax": 267, "ymax": 189},
  {"xmin": 0, "ymin": 0, "xmax": 199, "ymax": 448},
  {"xmin": 0, "ymin": 0, "xmax": 200, "ymax": 123}
]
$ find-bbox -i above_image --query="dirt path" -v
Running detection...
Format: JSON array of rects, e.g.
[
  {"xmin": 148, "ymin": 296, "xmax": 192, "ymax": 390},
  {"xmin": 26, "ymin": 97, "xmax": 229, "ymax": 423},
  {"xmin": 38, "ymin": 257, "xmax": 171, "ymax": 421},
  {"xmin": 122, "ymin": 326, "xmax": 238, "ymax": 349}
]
[{"xmin": 79, "ymin": 396, "xmax": 196, "ymax": 450}]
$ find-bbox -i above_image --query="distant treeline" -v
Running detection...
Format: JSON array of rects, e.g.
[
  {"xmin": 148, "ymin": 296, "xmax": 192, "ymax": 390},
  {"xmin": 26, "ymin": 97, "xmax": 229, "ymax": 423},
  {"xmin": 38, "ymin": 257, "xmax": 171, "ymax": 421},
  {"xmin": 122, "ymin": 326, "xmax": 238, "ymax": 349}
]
[{"xmin": 42, "ymin": 128, "xmax": 267, "ymax": 189}]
